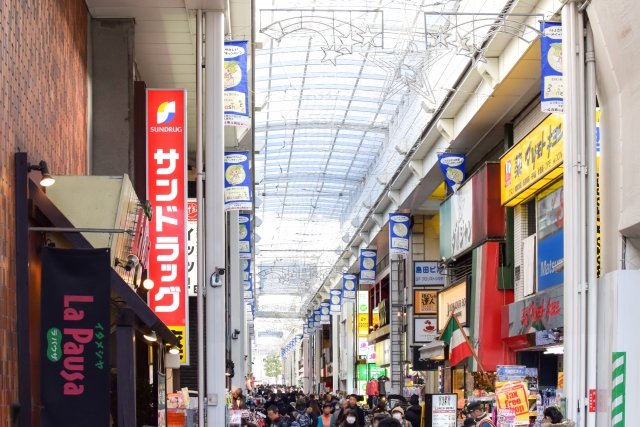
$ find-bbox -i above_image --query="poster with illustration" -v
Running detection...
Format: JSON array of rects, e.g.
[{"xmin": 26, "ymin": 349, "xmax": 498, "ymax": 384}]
[
  {"xmin": 224, "ymin": 152, "xmax": 252, "ymax": 211},
  {"xmin": 389, "ymin": 213, "xmax": 410, "ymax": 256},
  {"xmin": 415, "ymin": 317, "xmax": 438, "ymax": 342},
  {"xmin": 541, "ymin": 22, "xmax": 563, "ymax": 113},
  {"xmin": 224, "ymin": 40, "xmax": 249, "ymax": 127},
  {"xmin": 437, "ymin": 154, "xmax": 466, "ymax": 193}
]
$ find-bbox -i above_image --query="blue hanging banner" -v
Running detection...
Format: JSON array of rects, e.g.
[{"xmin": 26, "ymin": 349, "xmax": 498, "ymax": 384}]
[
  {"xmin": 437, "ymin": 153, "xmax": 466, "ymax": 193},
  {"xmin": 342, "ymin": 274, "xmax": 357, "ymax": 302},
  {"xmin": 242, "ymin": 259, "xmax": 251, "ymax": 282},
  {"xmin": 541, "ymin": 22, "xmax": 563, "ymax": 113},
  {"xmin": 313, "ymin": 309, "xmax": 322, "ymax": 330},
  {"xmin": 330, "ymin": 290, "xmax": 342, "ymax": 314},
  {"xmin": 389, "ymin": 213, "xmax": 410, "ymax": 256},
  {"xmin": 224, "ymin": 151, "xmax": 252, "ymax": 211},
  {"xmin": 244, "ymin": 275, "xmax": 253, "ymax": 301},
  {"xmin": 320, "ymin": 302, "xmax": 331, "ymax": 324},
  {"xmin": 224, "ymin": 41, "xmax": 250, "ymax": 128},
  {"xmin": 359, "ymin": 249, "xmax": 377, "ymax": 285},
  {"xmin": 239, "ymin": 214, "xmax": 252, "ymax": 259}
]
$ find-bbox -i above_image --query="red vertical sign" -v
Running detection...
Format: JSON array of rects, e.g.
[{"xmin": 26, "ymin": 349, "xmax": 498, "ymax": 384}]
[
  {"xmin": 589, "ymin": 389, "xmax": 596, "ymax": 412},
  {"xmin": 146, "ymin": 89, "xmax": 188, "ymax": 365}
]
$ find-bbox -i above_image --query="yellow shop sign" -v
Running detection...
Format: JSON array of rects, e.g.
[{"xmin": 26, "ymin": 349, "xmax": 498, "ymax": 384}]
[{"xmin": 501, "ymin": 114, "xmax": 564, "ymax": 206}]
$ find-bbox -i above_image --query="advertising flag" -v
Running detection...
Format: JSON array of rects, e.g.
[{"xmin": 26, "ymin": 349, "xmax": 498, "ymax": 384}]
[
  {"xmin": 437, "ymin": 153, "xmax": 466, "ymax": 193},
  {"xmin": 343, "ymin": 274, "xmax": 357, "ymax": 302},
  {"xmin": 224, "ymin": 151, "xmax": 252, "ymax": 211},
  {"xmin": 147, "ymin": 88, "xmax": 189, "ymax": 365},
  {"xmin": 187, "ymin": 199, "xmax": 198, "ymax": 296},
  {"xmin": 320, "ymin": 302, "xmax": 331, "ymax": 324},
  {"xmin": 239, "ymin": 214, "xmax": 252, "ymax": 259},
  {"xmin": 360, "ymin": 249, "xmax": 377, "ymax": 285},
  {"xmin": 224, "ymin": 41, "xmax": 250, "ymax": 127},
  {"xmin": 541, "ymin": 22, "xmax": 563, "ymax": 113},
  {"xmin": 389, "ymin": 213, "xmax": 410, "ymax": 256},
  {"xmin": 330, "ymin": 290, "xmax": 342, "ymax": 314}
]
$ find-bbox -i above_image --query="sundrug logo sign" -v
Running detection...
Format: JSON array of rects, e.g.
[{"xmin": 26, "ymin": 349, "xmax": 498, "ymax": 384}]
[{"xmin": 150, "ymin": 100, "xmax": 182, "ymax": 132}]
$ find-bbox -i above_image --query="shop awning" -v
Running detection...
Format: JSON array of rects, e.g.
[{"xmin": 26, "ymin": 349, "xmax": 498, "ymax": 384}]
[
  {"xmin": 419, "ymin": 340, "xmax": 446, "ymax": 361},
  {"xmin": 29, "ymin": 178, "xmax": 179, "ymax": 347}
]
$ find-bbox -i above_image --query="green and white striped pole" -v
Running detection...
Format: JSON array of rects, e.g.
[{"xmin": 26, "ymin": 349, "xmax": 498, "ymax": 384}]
[{"xmin": 612, "ymin": 352, "xmax": 626, "ymax": 427}]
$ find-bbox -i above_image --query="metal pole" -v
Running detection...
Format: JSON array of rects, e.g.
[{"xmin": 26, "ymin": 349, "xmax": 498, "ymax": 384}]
[
  {"xmin": 205, "ymin": 10, "xmax": 227, "ymax": 426},
  {"xmin": 585, "ymin": 20, "xmax": 598, "ymax": 427},
  {"xmin": 195, "ymin": 9, "xmax": 205, "ymax": 427},
  {"xmin": 229, "ymin": 210, "xmax": 244, "ymax": 390}
]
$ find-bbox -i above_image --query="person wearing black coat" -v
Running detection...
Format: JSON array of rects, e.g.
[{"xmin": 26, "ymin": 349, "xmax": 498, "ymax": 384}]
[
  {"xmin": 346, "ymin": 394, "xmax": 366, "ymax": 427},
  {"xmin": 404, "ymin": 395, "xmax": 422, "ymax": 427}
]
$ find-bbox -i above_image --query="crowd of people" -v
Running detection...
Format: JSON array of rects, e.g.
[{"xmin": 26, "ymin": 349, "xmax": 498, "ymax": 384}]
[
  {"xmin": 232, "ymin": 385, "xmax": 573, "ymax": 427},
  {"xmin": 235, "ymin": 386, "xmax": 418, "ymax": 427}
]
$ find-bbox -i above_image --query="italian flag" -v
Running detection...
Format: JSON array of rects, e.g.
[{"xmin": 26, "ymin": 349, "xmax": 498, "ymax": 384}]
[{"xmin": 439, "ymin": 315, "xmax": 474, "ymax": 367}]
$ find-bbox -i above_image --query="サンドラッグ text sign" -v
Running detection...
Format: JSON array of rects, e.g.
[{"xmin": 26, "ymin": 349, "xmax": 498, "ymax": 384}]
[{"xmin": 146, "ymin": 89, "xmax": 189, "ymax": 365}]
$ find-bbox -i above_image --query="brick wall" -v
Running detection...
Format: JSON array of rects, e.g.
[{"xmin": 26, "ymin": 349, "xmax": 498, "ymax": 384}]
[{"xmin": 0, "ymin": 0, "xmax": 87, "ymax": 424}]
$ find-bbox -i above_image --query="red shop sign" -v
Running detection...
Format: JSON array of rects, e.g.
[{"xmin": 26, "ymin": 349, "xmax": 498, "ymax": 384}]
[{"xmin": 146, "ymin": 89, "xmax": 189, "ymax": 365}]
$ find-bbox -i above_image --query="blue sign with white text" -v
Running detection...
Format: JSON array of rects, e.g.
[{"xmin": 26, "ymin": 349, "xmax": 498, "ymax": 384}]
[
  {"xmin": 538, "ymin": 230, "xmax": 564, "ymax": 291},
  {"xmin": 224, "ymin": 41, "xmax": 250, "ymax": 127},
  {"xmin": 239, "ymin": 213, "xmax": 251, "ymax": 259},
  {"xmin": 437, "ymin": 154, "xmax": 466, "ymax": 193},
  {"xmin": 541, "ymin": 22, "xmax": 563, "ymax": 113},
  {"xmin": 224, "ymin": 151, "xmax": 252, "ymax": 211},
  {"xmin": 360, "ymin": 249, "xmax": 377, "ymax": 285},
  {"xmin": 389, "ymin": 213, "xmax": 410, "ymax": 256}
]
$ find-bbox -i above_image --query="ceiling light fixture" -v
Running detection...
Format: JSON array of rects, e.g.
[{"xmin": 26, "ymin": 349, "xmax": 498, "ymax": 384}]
[
  {"xmin": 143, "ymin": 330, "xmax": 157, "ymax": 342},
  {"xmin": 169, "ymin": 346, "xmax": 180, "ymax": 355}
]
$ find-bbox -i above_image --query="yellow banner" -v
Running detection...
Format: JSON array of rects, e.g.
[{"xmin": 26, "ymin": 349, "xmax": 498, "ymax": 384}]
[
  {"xmin": 358, "ymin": 314, "xmax": 369, "ymax": 337},
  {"xmin": 496, "ymin": 381, "xmax": 530, "ymax": 423},
  {"xmin": 169, "ymin": 325, "xmax": 187, "ymax": 364},
  {"xmin": 501, "ymin": 114, "xmax": 564, "ymax": 206}
]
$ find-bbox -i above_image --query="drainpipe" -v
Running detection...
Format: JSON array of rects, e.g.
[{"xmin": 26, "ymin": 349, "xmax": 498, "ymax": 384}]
[
  {"xmin": 585, "ymin": 19, "xmax": 597, "ymax": 427},
  {"xmin": 195, "ymin": 9, "xmax": 205, "ymax": 427}
]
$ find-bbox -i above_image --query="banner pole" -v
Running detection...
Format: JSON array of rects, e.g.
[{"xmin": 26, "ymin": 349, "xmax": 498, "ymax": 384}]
[{"xmin": 453, "ymin": 314, "xmax": 484, "ymax": 373}]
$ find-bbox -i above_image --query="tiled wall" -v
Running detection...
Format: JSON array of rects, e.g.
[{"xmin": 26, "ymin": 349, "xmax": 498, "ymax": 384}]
[{"xmin": 0, "ymin": 0, "xmax": 87, "ymax": 423}]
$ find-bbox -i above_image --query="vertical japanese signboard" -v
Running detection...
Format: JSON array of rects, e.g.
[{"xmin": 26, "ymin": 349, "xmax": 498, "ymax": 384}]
[
  {"xmin": 224, "ymin": 151, "xmax": 252, "ymax": 211},
  {"xmin": 330, "ymin": 289, "xmax": 342, "ymax": 314},
  {"xmin": 239, "ymin": 213, "xmax": 252, "ymax": 259},
  {"xmin": 320, "ymin": 302, "xmax": 331, "ymax": 325},
  {"xmin": 437, "ymin": 154, "xmax": 466, "ymax": 193},
  {"xmin": 40, "ymin": 247, "xmax": 111, "ymax": 427},
  {"xmin": 343, "ymin": 274, "xmax": 357, "ymax": 302},
  {"xmin": 187, "ymin": 199, "xmax": 197, "ymax": 296},
  {"xmin": 389, "ymin": 213, "xmax": 410, "ymax": 256},
  {"xmin": 541, "ymin": 22, "xmax": 563, "ymax": 113},
  {"xmin": 147, "ymin": 89, "xmax": 189, "ymax": 365},
  {"xmin": 224, "ymin": 41, "xmax": 250, "ymax": 127},
  {"xmin": 360, "ymin": 249, "xmax": 377, "ymax": 285}
]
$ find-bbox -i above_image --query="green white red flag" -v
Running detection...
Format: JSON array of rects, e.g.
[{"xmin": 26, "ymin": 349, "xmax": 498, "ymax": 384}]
[{"xmin": 439, "ymin": 314, "xmax": 474, "ymax": 367}]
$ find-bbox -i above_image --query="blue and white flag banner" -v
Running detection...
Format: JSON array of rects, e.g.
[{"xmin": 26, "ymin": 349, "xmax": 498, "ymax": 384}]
[
  {"xmin": 343, "ymin": 274, "xmax": 357, "ymax": 302},
  {"xmin": 242, "ymin": 259, "xmax": 251, "ymax": 282},
  {"xmin": 330, "ymin": 290, "xmax": 342, "ymax": 314},
  {"xmin": 243, "ymin": 276, "xmax": 253, "ymax": 301},
  {"xmin": 359, "ymin": 249, "xmax": 377, "ymax": 285},
  {"xmin": 320, "ymin": 302, "xmax": 331, "ymax": 324},
  {"xmin": 224, "ymin": 151, "xmax": 252, "ymax": 211},
  {"xmin": 224, "ymin": 41, "xmax": 250, "ymax": 128},
  {"xmin": 239, "ymin": 213, "xmax": 252, "ymax": 259},
  {"xmin": 437, "ymin": 154, "xmax": 466, "ymax": 193},
  {"xmin": 541, "ymin": 22, "xmax": 563, "ymax": 113},
  {"xmin": 314, "ymin": 309, "xmax": 323, "ymax": 330},
  {"xmin": 389, "ymin": 213, "xmax": 410, "ymax": 256}
]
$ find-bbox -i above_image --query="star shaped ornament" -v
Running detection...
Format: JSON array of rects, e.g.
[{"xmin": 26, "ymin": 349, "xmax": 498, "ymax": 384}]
[
  {"xmin": 321, "ymin": 45, "xmax": 346, "ymax": 66},
  {"xmin": 431, "ymin": 27, "xmax": 452, "ymax": 50},
  {"xmin": 357, "ymin": 25, "xmax": 382, "ymax": 47},
  {"xmin": 454, "ymin": 30, "xmax": 473, "ymax": 54}
]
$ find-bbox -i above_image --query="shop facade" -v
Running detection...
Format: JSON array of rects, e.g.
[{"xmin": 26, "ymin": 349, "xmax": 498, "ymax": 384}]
[{"xmin": 500, "ymin": 111, "xmax": 565, "ymax": 409}]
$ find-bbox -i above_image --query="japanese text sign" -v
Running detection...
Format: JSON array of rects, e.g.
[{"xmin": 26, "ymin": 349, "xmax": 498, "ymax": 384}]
[
  {"xmin": 343, "ymin": 274, "xmax": 357, "ymax": 301},
  {"xmin": 40, "ymin": 248, "xmax": 111, "ymax": 427},
  {"xmin": 239, "ymin": 214, "xmax": 252, "ymax": 259},
  {"xmin": 500, "ymin": 114, "xmax": 564, "ymax": 206},
  {"xmin": 360, "ymin": 249, "xmax": 377, "ymax": 285},
  {"xmin": 506, "ymin": 285, "xmax": 563, "ymax": 337},
  {"xmin": 330, "ymin": 290, "xmax": 342, "ymax": 314},
  {"xmin": 438, "ymin": 154, "xmax": 466, "ymax": 193},
  {"xmin": 415, "ymin": 261, "xmax": 445, "ymax": 286},
  {"xmin": 541, "ymin": 22, "xmax": 563, "ymax": 113},
  {"xmin": 224, "ymin": 41, "xmax": 250, "ymax": 127},
  {"xmin": 187, "ymin": 199, "xmax": 197, "ymax": 296},
  {"xmin": 389, "ymin": 213, "xmax": 410, "ymax": 256},
  {"xmin": 146, "ymin": 89, "xmax": 189, "ymax": 365},
  {"xmin": 224, "ymin": 151, "xmax": 252, "ymax": 211},
  {"xmin": 414, "ymin": 289, "xmax": 438, "ymax": 315}
]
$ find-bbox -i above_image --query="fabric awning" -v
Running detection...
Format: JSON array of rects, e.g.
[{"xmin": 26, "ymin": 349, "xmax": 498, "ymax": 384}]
[{"xmin": 419, "ymin": 340, "xmax": 446, "ymax": 360}]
